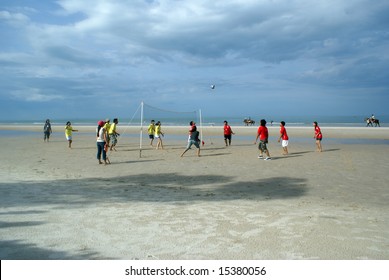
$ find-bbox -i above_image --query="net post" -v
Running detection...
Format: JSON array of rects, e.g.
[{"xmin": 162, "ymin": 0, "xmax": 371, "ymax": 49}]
[
  {"xmin": 139, "ymin": 101, "xmax": 144, "ymax": 158},
  {"xmin": 199, "ymin": 109, "xmax": 203, "ymax": 145}
]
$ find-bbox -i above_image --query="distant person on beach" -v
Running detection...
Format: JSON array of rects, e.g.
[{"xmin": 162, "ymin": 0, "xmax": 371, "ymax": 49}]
[
  {"xmin": 181, "ymin": 124, "xmax": 201, "ymax": 157},
  {"xmin": 313, "ymin": 121, "xmax": 323, "ymax": 152},
  {"xmin": 254, "ymin": 119, "xmax": 271, "ymax": 160},
  {"xmin": 108, "ymin": 118, "xmax": 120, "ymax": 151},
  {"xmin": 65, "ymin": 121, "xmax": 78, "ymax": 148},
  {"xmin": 223, "ymin": 120, "xmax": 235, "ymax": 146},
  {"xmin": 366, "ymin": 115, "xmax": 380, "ymax": 127},
  {"xmin": 155, "ymin": 121, "xmax": 164, "ymax": 150},
  {"xmin": 148, "ymin": 120, "xmax": 155, "ymax": 146},
  {"xmin": 43, "ymin": 119, "xmax": 52, "ymax": 142},
  {"xmin": 96, "ymin": 120, "xmax": 109, "ymax": 165},
  {"xmin": 278, "ymin": 121, "xmax": 289, "ymax": 155}
]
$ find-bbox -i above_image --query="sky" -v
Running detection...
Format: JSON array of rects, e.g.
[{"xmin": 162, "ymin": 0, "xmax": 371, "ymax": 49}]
[{"xmin": 1, "ymin": 0, "xmax": 388, "ymax": 121}]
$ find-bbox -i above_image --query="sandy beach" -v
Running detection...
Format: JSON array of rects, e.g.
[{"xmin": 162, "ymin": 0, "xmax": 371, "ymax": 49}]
[{"xmin": 0, "ymin": 125, "xmax": 388, "ymax": 259}]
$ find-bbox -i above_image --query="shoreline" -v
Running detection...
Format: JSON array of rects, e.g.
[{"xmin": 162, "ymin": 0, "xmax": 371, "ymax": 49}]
[{"xmin": 1, "ymin": 124, "xmax": 388, "ymax": 140}]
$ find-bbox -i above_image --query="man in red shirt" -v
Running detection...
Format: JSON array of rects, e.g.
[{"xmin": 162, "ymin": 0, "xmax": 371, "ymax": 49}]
[
  {"xmin": 223, "ymin": 120, "xmax": 235, "ymax": 146},
  {"xmin": 278, "ymin": 121, "xmax": 289, "ymax": 155},
  {"xmin": 189, "ymin": 121, "xmax": 197, "ymax": 136},
  {"xmin": 254, "ymin": 119, "xmax": 271, "ymax": 160}
]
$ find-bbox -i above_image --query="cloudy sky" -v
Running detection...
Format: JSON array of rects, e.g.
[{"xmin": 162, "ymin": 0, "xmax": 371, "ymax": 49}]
[{"xmin": 1, "ymin": 0, "xmax": 388, "ymax": 121}]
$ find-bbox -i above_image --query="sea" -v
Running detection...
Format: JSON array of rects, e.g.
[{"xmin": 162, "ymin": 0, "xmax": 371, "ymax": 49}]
[
  {"xmin": 1, "ymin": 115, "xmax": 388, "ymax": 127},
  {"xmin": 1, "ymin": 115, "xmax": 388, "ymax": 145}
]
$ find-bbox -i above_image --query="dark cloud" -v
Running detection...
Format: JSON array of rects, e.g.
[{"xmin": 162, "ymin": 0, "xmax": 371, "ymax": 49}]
[{"xmin": 0, "ymin": 0, "xmax": 388, "ymax": 120}]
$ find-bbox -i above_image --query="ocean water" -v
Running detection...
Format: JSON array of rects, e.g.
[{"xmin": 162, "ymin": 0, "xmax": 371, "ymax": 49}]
[{"xmin": 1, "ymin": 115, "xmax": 388, "ymax": 127}]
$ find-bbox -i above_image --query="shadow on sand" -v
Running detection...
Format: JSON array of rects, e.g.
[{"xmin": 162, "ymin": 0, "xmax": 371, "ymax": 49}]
[
  {"xmin": 0, "ymin": 240, "xmax": 99, "ymax": 260},
  {"xmin": 0, "ymin": 173, "xmax": 307, "ymax": 259},
  {"xmin": 0, "ymin": 173, "xmax": 307, "ymax": 206}
]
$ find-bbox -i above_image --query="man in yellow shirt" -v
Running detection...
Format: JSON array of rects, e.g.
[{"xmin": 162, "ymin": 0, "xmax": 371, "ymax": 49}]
[
  {"xmin": 103, "ymin": 119, "xmax": 111, "ymax": 149},
  {"xmin": 148, "ymin": 120, "xmax": 155, "ymax": 146},
  {"xmin": 103, "ymin": 119, "xmax": 111, "ymax": 132},
  {"xmin": 108, "ymin": 118, "xmax": 120, "ymax": 151}
]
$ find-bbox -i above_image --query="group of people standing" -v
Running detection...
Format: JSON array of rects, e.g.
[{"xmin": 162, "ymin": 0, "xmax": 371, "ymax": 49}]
[
  {"xmin": 147, "ymin": 120, "xmax": 164, "ymax": 150},
  {"xmin": 257, "ymin": 120, "xmax": 323, "ymax": 158},
  {"xmin": 47, "ymin": 118, "xmax": 120, "ymax": 164},
  {"xmin": 146, "ymin": 118, "xmax": 323, "ymax": 158},
  {"xmin": 147, "ymin": 119, "xmax": 201, "ymax": 156},
  {"xmin": 44, "ymin": 117, "xmax": 323, "ymax": 163},
  {"xmin": 41, "ymin": 120, "xmax": 80, "ymax": 148},
  {"xmin": 223, "ymin": 118, "xmax": 288, "ymax": 160},
  {"xmin": 95, "ymin": 118, "xmax": 120, "ymax": 164},
  {"xmin": 230, "ymin": 119, "xmax": 323, "ymax": 160},
  {"xmin": 43, "ymin": 119, "xmax": 80, "ymax": 148}
]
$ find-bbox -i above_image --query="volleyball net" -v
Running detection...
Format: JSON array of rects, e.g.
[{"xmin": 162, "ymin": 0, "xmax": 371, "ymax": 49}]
[{"xmin": 121, "ymin": 102, "xmax": 202, "ymax": 158}]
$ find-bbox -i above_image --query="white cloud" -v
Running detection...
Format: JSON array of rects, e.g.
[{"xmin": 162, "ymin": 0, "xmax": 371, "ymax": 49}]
[
  {"xmin": 0, "ymin": 10, "xmax": 29, "ymax": 22},
  {"xmin": 11, "ymin": 89, "xmax": 65, "ymax": 102}
]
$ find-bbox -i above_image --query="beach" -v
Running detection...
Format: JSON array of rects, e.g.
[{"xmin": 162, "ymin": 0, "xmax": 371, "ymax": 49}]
[{"xmin": 0, "ymin": 125, "xmax": 388, "ymax": 259}]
